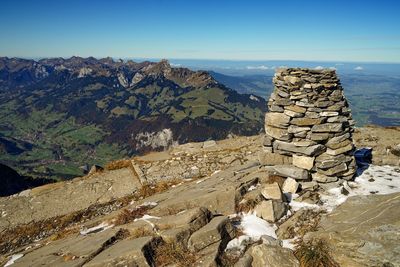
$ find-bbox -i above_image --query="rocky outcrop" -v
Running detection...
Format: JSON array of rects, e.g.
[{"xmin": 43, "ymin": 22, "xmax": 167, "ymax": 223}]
[
  {"xmin": 262, "ymin": 68, "xmax": 357, "ymax": 183},
  {"xmin": 305, "ymin": 193, "xmax": 400, "ymax": 266}
]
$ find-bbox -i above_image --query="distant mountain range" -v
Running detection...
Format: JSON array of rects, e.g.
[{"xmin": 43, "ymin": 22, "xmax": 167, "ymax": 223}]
[{"xmin": 0, "ymin": 57, "xmax": 266, "ymax": 180}]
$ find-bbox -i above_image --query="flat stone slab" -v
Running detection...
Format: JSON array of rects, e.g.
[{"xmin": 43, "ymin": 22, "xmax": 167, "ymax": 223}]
[{"xmin": 306, "ymin": 193, "xmax": 400, "ymax": 266}]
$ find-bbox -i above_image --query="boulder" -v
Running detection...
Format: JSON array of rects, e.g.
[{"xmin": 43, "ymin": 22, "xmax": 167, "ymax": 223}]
[
  {"xmin": 188, "ymin": 216, "xmax": 234, "ymax": 252},
  {"xmin": 84, "ymin": 236, "xmax": 160, "ymax": 267},
  {"xmin": 261, "ymin": 182, "xmax": 283, "ymax": 201},
  {"xmin": 254, "ymin": 200, "xmax": 287, "ymax": 222},
  {"xmin": 250, "ymin": 244, "xmax": 299, "ymax": 267}
]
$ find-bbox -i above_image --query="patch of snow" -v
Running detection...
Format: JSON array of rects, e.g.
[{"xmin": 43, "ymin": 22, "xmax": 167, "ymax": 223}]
[
  {"xmin": 80, "ymin": 222, "xmax": 113, "ymax": 235},
  {"xmin": 196, "ymin": 179, "xmax": 204, "ymax": 184},
  {"xmin": 282, "ymin": 238, "xmax": 297, "ymax": 250},
  {"xmin": 226, "ymin": 235, "xmax": 252, "ymax": 251},
  {"xmin": 249, "ymin": 95, "xmax": 259, "ymax": 101},
  {"xmin": 240, "ymin": 212, "xmax": 277, "ymax": 239},
  {"xmin": 212, "ymin": 170, "xmax": 221, "ymax": 175},
  {"xmin": 134, "ymin": 214, "xmax": 161, "ymax": 229},
  {"xmin": 289, "ymin": 200, "xmax": 320, "ymax": 211},
  {"xmin": 138, "ymin": 202, "xmax": 158, "ymax": 208},
  {"xmin": 4, "ymin": 254, "xmax": 23, "ymax": 266},
  {"xmin": 248, "ymin": 183, "xmax": 260, "ymax": 192}
]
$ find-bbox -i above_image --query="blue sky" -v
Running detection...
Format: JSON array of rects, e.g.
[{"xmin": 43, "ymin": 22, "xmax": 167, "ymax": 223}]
[{"xmin": 1, "ymin": 0, "xmax": 399, "ymax": 62}]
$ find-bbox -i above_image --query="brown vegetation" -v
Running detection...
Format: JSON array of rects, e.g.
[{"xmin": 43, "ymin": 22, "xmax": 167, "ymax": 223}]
[
  {"xmin": 104, "ymin": 159, "xmax": 132, "ymax": 170},
  {"xmin": 266, "ymin": 175, "xmax": 286, "ymax": 187},
  {"xmin": 114, "ymin": 206, "xmax": 150, "ymax": 225},
  {"xmin": 137, "ymin": 178, "xmax": 182, "ymax": 199},
  {"xmin": 154, "ymin": 241, "xmax": 197, "ymax": 267},
  {"xmin": 294, "ymin": 238, "xmax": 340, "ymax": 267}
]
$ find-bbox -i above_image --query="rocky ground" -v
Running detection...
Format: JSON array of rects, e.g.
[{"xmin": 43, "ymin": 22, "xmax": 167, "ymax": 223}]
[{"xmin": 0, "ymin": 126, "xmax": 399, "ymax": 267}]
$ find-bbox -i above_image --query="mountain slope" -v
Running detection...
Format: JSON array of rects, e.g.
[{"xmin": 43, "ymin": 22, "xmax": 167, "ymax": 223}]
[{"xmin": 0, "ymin": 57, "xmax": 266, "ymax": 180}]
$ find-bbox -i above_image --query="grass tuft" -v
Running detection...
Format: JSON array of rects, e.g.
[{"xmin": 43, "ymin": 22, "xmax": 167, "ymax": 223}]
[
  {"xmin": 154, "ymin": 241, "xmax": 197, "ymax": 267},
  {"xmin": 294, "ymin": 238, "xmax": 340, "ymax": 267}
]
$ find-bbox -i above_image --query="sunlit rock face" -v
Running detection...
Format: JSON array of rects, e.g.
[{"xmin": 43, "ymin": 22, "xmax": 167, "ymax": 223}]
[{"xmin": 262, "ymin": 68, "xmax": 356, "ymax": 183}]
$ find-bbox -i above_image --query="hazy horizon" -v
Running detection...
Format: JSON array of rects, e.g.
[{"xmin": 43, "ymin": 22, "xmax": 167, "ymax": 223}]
[{"xmin": 1, "ymin": 0, "xmax": 400, "ymax": 62}]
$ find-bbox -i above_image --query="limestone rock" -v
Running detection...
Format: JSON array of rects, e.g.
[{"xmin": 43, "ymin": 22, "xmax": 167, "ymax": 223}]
[
  {"xmin": 274, "ymin": 140, "xmax": 325, "ymax": 156},
  {"xmin": 291, "ymin": 117, "xmax": 325, "ymax": 126},
  {"xmin": 282, "ymin": 177, "xmax": 299, "ymax": 194},
  {"xmin": 265, "ymin": 112, "xmax": 291, "ymax": 128},
  {"xmin": 265, "ymin": 126, "xmax": 292, "ymax": 141},
  {"xmin": 317, "ymin": 162, "xmax": 347, "ymax": 176},
  {"xmin": 254, "ymin": 200, "xmax": 287, "ymax": 222},
  {"xmin": 305, "ymin": 193, "xmax": 400, "ymax": 266},
  {"xmin": 261, "ymin": 182, "xmax": 283, "ymax": 200},
  {"xmin": 326, "ymin": 143, "xmax": 354, "ymax": 155},
  {"xmin": 311, "ymin": 123, "xmax": 343, "ymax": 133},
  {"xmin": 292, "ymin": 155, "xmax": 314, "ymax": 170},
  {"xmin": 250, "ymin": 244, "xmax": 299, "ymax": 267},
  {"xmin": 312, "ymin": 172, "xmax": 338, "ymax": 183},
  {"xmin": 188, "ymin": 216, "xmax": 234, "ymax": 252},
  {"xmin": 258, "ymin": 151, "xmax": 292, "ymax": 166},
  {"xmin": 266, "ymin": 165, "xmax": 309, "ymax": 180}
]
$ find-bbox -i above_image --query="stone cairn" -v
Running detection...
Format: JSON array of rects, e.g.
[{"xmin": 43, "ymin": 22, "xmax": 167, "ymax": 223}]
[{"xmin": 262, "ymin": 68, "xmax": 357, "ymax": 183}]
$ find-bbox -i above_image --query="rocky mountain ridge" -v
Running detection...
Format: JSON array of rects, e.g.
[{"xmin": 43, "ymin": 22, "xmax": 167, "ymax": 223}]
[
  {"xmin": 0, "ymin": 57, "xmax": 266, "ymax": 180},
  {"xmin": 0, "ymin": 126, "xmax": 399, "ymax": 266}
]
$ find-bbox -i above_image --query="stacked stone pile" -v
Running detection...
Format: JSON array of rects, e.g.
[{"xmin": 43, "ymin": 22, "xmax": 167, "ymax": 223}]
[{"xmin": 262, "ymin": 68, "xmax": 357, "ymax": 183}]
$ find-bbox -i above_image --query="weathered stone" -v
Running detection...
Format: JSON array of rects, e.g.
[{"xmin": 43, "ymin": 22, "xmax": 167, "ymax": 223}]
[
  {"xmin": 291, "ymin": 117, "xmax": 325, "ymax": 126},
  {"xmin": 311, "ymin": 123, "xmax": 343, "ymax": 133},
  {"xmin": 326, "ymin": 139, "xmax": 352, "ymax": 150},
  {"xmin": 261, "ymin": 182, "xmax": 283, "ymax": 201},
  {"xmin": 312, "ymin": 172, "xmax": 338, "ymax": 183},
  {"xmin": 320, "ymin": 111, "xmax": 339, "ymax": 117},
  {"xmin": 203, "ymin": 140, "xmax": 217, "ymax": 148},
  {"xmin": 315, "ymin": 100, "xmax": 334, "ymax": 108},
  {"xmin": 282, "ymin": 177, "xmax": 299, "ymax": 194},
  {"xmin": 250, "ymin": 244, "xmax": 299, "ymax": 267},
  {"xmin": 188, "ymin": 216, "xmax": 234, "ymax": 252},
  {"xmin": 84, "ymin": 236, "xmax": 160, "ymax": 267},
  {"xmin": 305, "ymin": 193, "xmax": 400, "ymax": 266},
  {"xmin": 284, "ymin": 109, "xmax": 304, "ymax": 118},
  {"xmin": 326, "ymin": 143, "xmax": 354, "ymax": 155},
  {"xmin": 258, "ymin": 151, "xmax": 292, "ymax": 166},
  {"xmin": 304, "ymin": 111, "xmax": 321, "ymax": 118},
  {"xmin": 265, "ymin": 112, "xmax": 291, "ymax": 128},
  {"xmin": 326, "ymin": 132, "xmax": 350, "ymax": 146},
  {"xmin": 288, "ymin": 125, "xmax": 310, "ymax": 134},
  {"xmin": 265, "ymin": 126, "xmax": 292, "ymax": 141},
  {"xmin": 234, "ymin": 254, "xmax": 253, "ymax": 267},
  {"xmin": 300, "ymin": 181, "xmax": 319, "ymax": 191},
  {"xmin": 268, "ymin": 104, "xmax": 284, "ymax": 112},
  {"xmin": 285, "ymin": 105, "xmax": 306, "ymax": 113},
  {"xmin": 308, "ymin": 132, "xmax": 332, "ymax": 141},
  {"xmin": 262, "ymin": 135, "xmax": 273, "ymax": 147},
  {"xmin": 265, "ymin": 165, "xmax": 309, "ymax": 180},
  {"xmin": 292, "ymin": 155, "xmax": 314, "ymax": 170},
  {"xmin": 283, "ymin": 75, "xmax": 302, "ymax": 86},
  {"xmin": 318, "ymin": 162, "xmax": 347, "ymax": 176},
  {"xmin": 274, "ymin": 140, "xmax": 325, "ymax": 156},
  {"xmin": 254, "ymin": 200, "xmax": 287, "ymax": 222}
]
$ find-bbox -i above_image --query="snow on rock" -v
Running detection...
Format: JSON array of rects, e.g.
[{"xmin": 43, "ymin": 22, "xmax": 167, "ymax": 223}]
[
  {"xmin": 4, "ymin": 254, "xmax": 23, "ymax": 266},
  {"xmin": 226, "ymin": 212, "xmax": 277, "ymax": 251},
  {"xmin": 80, "ymin": 222, "xmax": 113, "ymax": 235}
]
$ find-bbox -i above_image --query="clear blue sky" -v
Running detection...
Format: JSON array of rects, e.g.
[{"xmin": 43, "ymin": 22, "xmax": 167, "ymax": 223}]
[{"xmin": 1, "ymin": 0, "xmax": 399, "ymax": 62}]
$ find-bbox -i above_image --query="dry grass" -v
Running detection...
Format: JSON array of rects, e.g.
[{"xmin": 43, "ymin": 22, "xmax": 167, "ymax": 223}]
[
  {"xmin": 137, "ymin": 178, "xmax": 182, "ymax": 199},
  {"xmin": 236, "ymin": 198, "xmax": 259, "ymax": 213},
  {"xmin": 105, "ymin": 159, "xmax": 132, "ymax": 170},
  {"xmin": 114, "ymin": 206, "xmax": 150, "ymax": 225},
  {"xmin": 154, "ymin": 241, "xmax": 197, "ymax": 267},
  {"xmin": 279, "ymin": 209, "xmax": 324, "ymax": 239},
  {"xmin": 266, "ymin": 175, "xmax": 286, "ymax": 187},
  {"xmin": 129, "ymin": 227, "xmax": 154, "ymax": 238},
  {"xmin": 294, "ymin": 238, "xmax": 340, "ymax": 267}
]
